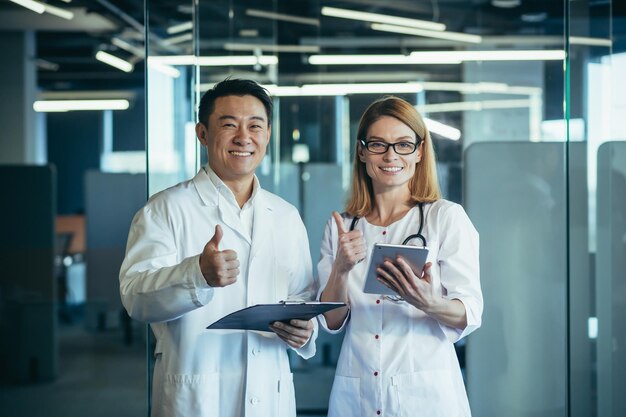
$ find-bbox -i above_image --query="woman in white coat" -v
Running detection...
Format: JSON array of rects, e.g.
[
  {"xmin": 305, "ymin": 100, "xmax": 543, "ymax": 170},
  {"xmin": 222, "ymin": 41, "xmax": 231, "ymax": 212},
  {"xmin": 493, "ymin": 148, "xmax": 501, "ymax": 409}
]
[{"xmin": 318, "ymin": 96, "xmax": 483, "ymax": 417}]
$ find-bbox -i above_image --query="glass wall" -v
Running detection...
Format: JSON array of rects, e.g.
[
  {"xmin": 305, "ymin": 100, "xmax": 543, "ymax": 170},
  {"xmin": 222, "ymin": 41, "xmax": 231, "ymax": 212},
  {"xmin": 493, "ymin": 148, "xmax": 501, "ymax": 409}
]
[{"xmin": 144, "ymin": 1, "xmax": 625, "ymax": 416}]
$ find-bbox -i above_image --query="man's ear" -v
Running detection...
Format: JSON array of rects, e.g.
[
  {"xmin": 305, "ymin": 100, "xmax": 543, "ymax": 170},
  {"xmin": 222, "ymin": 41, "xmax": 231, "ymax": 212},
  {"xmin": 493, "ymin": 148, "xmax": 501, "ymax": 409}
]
[{"xmin": 195, "ymin": 122, "xmax": 208, "ymax": 146}]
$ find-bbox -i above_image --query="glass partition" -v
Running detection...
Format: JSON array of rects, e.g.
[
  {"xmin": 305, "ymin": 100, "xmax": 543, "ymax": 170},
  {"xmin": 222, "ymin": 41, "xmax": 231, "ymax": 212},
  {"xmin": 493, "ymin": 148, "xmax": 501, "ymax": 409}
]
[{"xmin": 144, "ymin": 1, "xmax": 625, "ymax": 416}]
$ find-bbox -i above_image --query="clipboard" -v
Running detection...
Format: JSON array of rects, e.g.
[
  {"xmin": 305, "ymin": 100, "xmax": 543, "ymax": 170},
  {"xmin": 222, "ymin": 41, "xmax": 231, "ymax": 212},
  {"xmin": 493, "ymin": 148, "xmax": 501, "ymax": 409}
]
[
  {"xmin": 363, "ymin": 243, "xmax": 429, "ymax": 296},
  {"xmin": 206, "ymin": 301, "xmax": 346, "ymax": 332}
]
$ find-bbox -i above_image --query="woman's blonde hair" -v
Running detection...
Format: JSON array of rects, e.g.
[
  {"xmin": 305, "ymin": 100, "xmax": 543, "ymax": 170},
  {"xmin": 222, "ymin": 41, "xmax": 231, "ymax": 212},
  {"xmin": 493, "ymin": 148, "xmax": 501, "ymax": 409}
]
[{"xmin": 345, "ymin": 96, "xmax": 441, "ymax": 217}]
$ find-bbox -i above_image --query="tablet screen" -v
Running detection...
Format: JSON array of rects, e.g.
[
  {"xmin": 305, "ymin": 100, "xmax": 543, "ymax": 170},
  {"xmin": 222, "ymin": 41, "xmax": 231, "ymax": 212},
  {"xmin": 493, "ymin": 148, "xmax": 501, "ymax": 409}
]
[{"xmin": 363, "ymin": 243, "xmax": 429, "ymax": 296}]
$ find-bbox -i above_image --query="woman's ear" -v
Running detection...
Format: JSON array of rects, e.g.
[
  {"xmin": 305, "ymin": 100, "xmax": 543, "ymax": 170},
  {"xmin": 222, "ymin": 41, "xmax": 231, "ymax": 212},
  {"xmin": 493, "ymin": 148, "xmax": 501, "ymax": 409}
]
[{"xmin": 357, "ymin": 143, "xmax": 366, "ymax": 162}]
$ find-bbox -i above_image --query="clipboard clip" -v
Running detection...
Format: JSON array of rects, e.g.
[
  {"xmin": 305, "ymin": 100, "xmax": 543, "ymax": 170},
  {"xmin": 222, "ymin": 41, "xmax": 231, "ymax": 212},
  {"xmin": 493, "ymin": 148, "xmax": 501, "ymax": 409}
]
[{"xmin": 278, "ymin": 299, "xmax": 305, "ymax": 305}]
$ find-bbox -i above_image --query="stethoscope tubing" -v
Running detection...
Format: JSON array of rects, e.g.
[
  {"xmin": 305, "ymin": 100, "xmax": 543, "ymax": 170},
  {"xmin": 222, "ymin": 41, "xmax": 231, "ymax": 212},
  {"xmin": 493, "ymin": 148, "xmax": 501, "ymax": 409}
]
[{"xmin": 349, "ymin": 202, "xmax": 427, "ymax": 247}]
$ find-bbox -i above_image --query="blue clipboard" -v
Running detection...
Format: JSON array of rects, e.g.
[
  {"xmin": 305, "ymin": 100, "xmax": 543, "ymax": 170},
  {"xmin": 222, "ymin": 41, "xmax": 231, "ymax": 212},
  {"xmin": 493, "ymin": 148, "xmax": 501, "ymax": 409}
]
[{"xmin": 206, "ymin": 301, "xmax": 346, "ymax": 332}]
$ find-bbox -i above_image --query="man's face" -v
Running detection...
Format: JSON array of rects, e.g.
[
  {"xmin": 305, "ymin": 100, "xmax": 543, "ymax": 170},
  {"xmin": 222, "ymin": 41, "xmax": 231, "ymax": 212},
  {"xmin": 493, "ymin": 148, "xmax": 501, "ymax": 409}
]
[{"xmin": 196, "ymin": 95, "xmax": 271, "ymax": 185}]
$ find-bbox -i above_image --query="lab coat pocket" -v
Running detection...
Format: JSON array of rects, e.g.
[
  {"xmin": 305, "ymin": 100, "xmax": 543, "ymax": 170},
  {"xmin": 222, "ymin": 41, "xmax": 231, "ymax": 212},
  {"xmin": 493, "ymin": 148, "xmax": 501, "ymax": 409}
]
[
  {"xmin": 328, "ymin": 375, "xmax": 361, "ymax": 417},
  {"xmin": 163, "ymin": 372, "xmax": 220, "ymax": 417},
  {"xmin": 391, "ymin": 370, "xmax": 467, "ymax": 417},
  {"xmin": 277, "ymin": 372, "xmax": 296, "ymax": 417}
]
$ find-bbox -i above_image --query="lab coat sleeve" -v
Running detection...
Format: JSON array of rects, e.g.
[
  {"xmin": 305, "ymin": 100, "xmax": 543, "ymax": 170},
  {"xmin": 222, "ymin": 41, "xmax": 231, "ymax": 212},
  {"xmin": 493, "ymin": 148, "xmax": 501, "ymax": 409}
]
[
  {"xmin": 286, "ymin": 210, "xmax": 319, "ymax": 359},
  {"xmin": 316, "ymin": 216, "xmax": 350, "ymax": 334},
  {"xmin": 119, "ymin": 205, "xmax": 213, "ymax": 323},
  {"xmin": 436, "ymin": 203, "xmax": 483, "ymax": 343}
]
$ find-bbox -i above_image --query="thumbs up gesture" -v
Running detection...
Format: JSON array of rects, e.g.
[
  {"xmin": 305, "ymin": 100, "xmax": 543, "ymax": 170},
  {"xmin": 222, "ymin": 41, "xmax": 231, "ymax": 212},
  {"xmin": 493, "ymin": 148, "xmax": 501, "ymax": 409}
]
[
  {"xmin": 332, "ymin": 211, "xmax": 367, "ymax": 276},
  {"xmin": 199, "ymin": 225, "xmax": 240, "ymax": 287}
]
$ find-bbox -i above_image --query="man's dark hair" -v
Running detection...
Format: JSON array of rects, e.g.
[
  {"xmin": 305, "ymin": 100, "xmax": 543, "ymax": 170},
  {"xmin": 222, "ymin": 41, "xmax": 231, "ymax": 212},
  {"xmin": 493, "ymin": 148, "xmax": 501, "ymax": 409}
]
[{"xmin": 197, "ymin": 78, "xmax": 273, "ymax": 126}]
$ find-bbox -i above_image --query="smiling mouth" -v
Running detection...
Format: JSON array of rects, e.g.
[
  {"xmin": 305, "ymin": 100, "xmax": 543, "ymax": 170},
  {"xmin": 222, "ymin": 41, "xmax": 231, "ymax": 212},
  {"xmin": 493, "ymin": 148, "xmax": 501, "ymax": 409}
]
[
  {"xmin": 380, "ymin": 166, "xmax": 403, "ymax": 172},
  {"xmin": 229, "ymin": 151, "xmax": 253, "ymax": 157}
]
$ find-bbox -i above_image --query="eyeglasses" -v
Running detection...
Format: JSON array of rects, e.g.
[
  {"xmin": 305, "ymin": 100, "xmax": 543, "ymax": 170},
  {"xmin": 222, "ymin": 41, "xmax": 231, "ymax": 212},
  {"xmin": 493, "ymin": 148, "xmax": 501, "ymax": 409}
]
[{"xmin": 360, "ymin": 139, "xmax": 420, "ymax": 155}]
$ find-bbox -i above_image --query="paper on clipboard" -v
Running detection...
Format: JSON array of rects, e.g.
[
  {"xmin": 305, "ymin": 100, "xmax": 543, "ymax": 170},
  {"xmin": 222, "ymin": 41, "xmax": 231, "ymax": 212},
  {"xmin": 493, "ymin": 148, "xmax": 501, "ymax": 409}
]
[
  {"xmin": 206, "ymin": 301, "xmax": 346, "ymax": 332},
  {"xmin": 363, "ymin": 243, "xmax": 429, "ymax": 296}
]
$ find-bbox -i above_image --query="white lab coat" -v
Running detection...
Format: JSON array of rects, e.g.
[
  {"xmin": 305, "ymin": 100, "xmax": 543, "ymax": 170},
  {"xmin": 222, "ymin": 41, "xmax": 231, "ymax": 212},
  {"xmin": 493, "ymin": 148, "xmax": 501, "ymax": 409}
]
[
  {"xmin": 120, "ymin": 166, "xmax": 318, "ymax": 417},
  {"xmin": 318, "ymin": 200, "xmax": 483, "ymax": 417}
]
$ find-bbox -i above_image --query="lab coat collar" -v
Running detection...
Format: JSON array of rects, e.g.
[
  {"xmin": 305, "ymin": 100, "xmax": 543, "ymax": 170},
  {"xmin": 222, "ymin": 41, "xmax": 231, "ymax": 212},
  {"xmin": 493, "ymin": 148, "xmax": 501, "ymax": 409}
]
[
  {"xmin": 192, "ymin": 164, "xmax": 260, "ymax": 208},
  {"xmin": 192, "ymin": 165, "xmax": 272, "ymax": 254}
]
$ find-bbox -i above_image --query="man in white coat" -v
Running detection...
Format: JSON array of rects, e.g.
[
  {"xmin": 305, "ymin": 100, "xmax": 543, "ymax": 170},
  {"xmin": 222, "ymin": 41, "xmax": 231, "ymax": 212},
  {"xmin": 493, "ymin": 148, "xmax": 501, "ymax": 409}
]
[{"xmin": 119, "ymin": 78, "xmax": 318, "ymax": 417}]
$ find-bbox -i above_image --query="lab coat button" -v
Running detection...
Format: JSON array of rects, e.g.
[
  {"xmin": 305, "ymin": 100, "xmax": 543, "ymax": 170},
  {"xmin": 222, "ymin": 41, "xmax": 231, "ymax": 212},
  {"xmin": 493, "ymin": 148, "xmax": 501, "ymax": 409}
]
[
  {"xmin": 376, "ymin": 299, "xmax": 380, "ymax": 304},
  {"xmin": 375, "ymin": 334, "xmax": 379, "ymax": 339},
  {"xmin": 252, "ymin": 347, "xmax": 260, "ymax": 355},
  {"xmin": 377, "ymin": 411, "xmax": 381, "ymax": 415},
  {"xmin": 250, "ymin": 397, "xmax": 260, "ymax": 405},
  {"xmin": 374, "ymin": 371, "xmax": 379, "ymax": 376}
]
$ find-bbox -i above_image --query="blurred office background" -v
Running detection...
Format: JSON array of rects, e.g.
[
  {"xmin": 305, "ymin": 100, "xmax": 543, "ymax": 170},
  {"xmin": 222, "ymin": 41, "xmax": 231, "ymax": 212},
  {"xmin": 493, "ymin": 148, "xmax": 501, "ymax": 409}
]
[{"xmin": 0, "ymin": 0, "xmax": 625, "ymax": 416}]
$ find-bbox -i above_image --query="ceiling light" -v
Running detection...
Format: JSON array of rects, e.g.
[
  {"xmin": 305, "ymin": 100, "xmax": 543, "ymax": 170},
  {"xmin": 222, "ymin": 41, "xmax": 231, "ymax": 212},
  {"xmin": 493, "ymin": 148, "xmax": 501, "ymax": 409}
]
[
  {"xmin": 239, "ymin": 29, "xmax": 259, "ymax": 37},
  {"xmin": 162, "ymin": 33, "xmax": 193, "ymax": 46},
  {"xmin": 491, "ymin": 0, "xmax": 521, "ymax": 8},
  {"xmin": 264, "ymin": 83, "xmax": 424, "ymax": 96},
  {"xmin": 569, "ymin": 37, "xmax": 612, "ymax": 47},
  {"xmin": 246, "ymin": 9, "xmax": 319, "ymax": 26},
  {"xmin": 418, "ymin": 99, "xmax": 531, "ymax": 113},
  {"xmin": 95, "ymin": 51, "xmax": 134, "ymax": 72},
  {"xmin": 424, "ymin": 118, "xmax": 461, "ymax": 140},
  {"xmin": 36, "ymin": 59, "xmax": 59, "ymax": 71},
  {"xmin": 308, "ymin": 54, "xmax": 461, "ymax": 65},
  {"xmin": 10, "ymin": 0, "xmax": 45, "ymax": 14},
  {"xmin": 224, "ymin": 43, "xmax": 320, "ymax": 53},
  {"xmin": 112, "ymin": 37, "xmax": 145, "ymax": 58},
  {"xmin": 166, "ymin": 21, "xmax": 192, "ymax": 35},
  {"xmin": 309, "ymin": 50, "xmax": 565, "ymax": 65},
  {"xmin": 412, "ymin": 49, "xmax": 566, "ymax": 61},
  {"xmin": 34, "ymin": 100, "xmax": 130, "ymax": 112},
  {"xmin": 371, "ymin": 23, "xmax": 482, "ymax": 44},
  {"xmin": 42, "ymin": 3, "xmax": 74, "ymax": 20},
  {"xmin": 321, "ymin": 6, "xmax": 445, "ymax": 31},
  {"xmin": 147, "ymin": 60, "xmax": 181, "ymax": 78},
  {"xmin": 150, "ymin": 55, "xmax": 278, "ymax": 67}
]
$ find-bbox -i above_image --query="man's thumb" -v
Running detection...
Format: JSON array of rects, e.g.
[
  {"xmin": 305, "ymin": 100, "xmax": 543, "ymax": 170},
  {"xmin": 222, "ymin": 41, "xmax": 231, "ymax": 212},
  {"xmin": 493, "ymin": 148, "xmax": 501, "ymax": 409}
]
[{"xmin": 207, "ymin": 224, "xmax": 223, "ymax": 251}]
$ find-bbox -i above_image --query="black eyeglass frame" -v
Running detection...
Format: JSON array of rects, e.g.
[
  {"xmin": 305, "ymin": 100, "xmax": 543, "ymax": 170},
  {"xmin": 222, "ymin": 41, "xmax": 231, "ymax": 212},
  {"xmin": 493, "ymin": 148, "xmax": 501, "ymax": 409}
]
[{"xmin": 359, "ymin": 138, "xmax": 422, "ymax": 155}]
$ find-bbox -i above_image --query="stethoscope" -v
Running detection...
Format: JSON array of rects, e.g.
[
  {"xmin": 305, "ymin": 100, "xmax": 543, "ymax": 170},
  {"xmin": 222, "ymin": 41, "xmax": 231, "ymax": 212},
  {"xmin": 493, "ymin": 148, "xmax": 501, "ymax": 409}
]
[{"xmin": 349, "ymin": 202, "xmax": 427, "ymax": 248}]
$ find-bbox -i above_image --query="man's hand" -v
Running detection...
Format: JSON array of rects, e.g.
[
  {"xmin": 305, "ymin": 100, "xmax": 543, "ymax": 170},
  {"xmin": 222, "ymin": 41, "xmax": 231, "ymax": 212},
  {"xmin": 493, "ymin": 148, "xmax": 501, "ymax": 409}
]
[
  {"xmin": 199, "ymin": 225, "xmax": 240, "ymax": 287},
  {"xmin": 269, "ymin": 319, "xmax": 314, "ymax": 348}
]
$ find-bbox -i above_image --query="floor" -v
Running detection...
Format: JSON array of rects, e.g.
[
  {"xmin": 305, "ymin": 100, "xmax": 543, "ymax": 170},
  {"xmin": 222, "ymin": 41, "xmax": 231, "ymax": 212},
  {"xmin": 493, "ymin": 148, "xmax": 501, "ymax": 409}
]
[{"xmin": 0, "ymin": 318, "xmax": 328, "ymax": 417}]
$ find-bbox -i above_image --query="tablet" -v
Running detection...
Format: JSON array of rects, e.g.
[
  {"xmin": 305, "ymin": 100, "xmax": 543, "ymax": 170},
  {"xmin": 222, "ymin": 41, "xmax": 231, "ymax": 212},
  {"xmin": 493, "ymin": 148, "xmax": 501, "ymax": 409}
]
[{"xmin": 363, "ymin": 243, "xmax": 429, "ymax": 296}]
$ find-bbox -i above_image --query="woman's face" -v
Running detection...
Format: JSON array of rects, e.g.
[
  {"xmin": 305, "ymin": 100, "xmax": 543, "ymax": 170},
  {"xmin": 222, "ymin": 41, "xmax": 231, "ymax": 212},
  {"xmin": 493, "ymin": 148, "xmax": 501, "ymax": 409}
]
[{"xmin": 358, "ymin": 115, "xmax": 422, "ymax": 193}]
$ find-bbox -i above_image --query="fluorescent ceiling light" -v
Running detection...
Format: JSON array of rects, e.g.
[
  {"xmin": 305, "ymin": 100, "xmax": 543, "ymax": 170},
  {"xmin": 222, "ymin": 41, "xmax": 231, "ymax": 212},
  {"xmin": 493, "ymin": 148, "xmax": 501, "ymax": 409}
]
[
  {"xmin": 112, "ymin": 37, "xmax": 145, "ymax": 58},
  {"xmin": 424, "ymin": 118, "xmax": 461, "ymax": 140},
  {"xmin": 95, "ymin": 51, "xmax": 134, "ymax": 72},
  {"xmin": 42, "ymin": 3, "xmax": 74, "ymax": 20},
  {"xmin": 309, "ymin": 54, "xmax": 461, "ymax": 65},
  {"xmin": 150, "ymin": 55, "xmax": 278, "ymax": 66},
  {"xmin": 239, "ymin": 29, "xmax": 259, "ymax": 37},
  {"xmin": 147, "ymin": 60, "xmax": 181, "ymax": 78},
  {"xmin": 36, "ymin": 59, "xmax": 59, "ymax": 71},
  {"xmin": 246, "ymin": 9, "xmax": 319, "ymax": 26},
  {"xmin": 371, "ymin": 23, "xmax": 482, "ymax": 44},
  {"xmin": 224, "ymin": 43, "xmax": 320, "ymax": 53},
  {"xmin": 10, "ymin": 0, "xmax": 45, "ymax": 14},
  {"xmin": 266, "ymin": 83, "xmax": 424, "ymax": 96},
  {"xmin": 570, "ymin": 37, "xmax": 612, "ymax": 47},
  {"xmin": 411, "ymin": 49, "xmax": 566, "ymax": 61},
  {"xmin": 309, "ymin": 50, "xmax": 565, "ymax": 65},
  {"xmin": 418, "ymin": 99, "xmax": 531, "ymax": 113},
  {"xmin": 34, "ymin": 100, "xmax": 130, "ymax": 112},
  {"xmin": 321, "ymin": 6, "xmax": 445, "ymax": 31},
  {"xmin": 166, "ymin": 21, "xmax": 193, "ymax": 35},
  {"xmin": 162, "ymin": 33, "xmax": 193, "ymax": 46}
]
